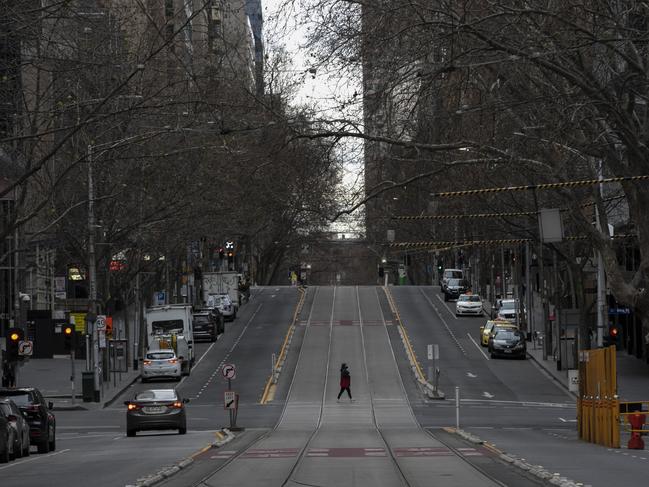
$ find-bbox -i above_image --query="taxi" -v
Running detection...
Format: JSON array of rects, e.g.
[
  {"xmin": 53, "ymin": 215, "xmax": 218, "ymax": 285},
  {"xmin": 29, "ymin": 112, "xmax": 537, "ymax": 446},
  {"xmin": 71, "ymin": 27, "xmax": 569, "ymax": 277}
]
[{"xmin": 479, "ymin": 319, "xmax": 518, "ymax": 347}]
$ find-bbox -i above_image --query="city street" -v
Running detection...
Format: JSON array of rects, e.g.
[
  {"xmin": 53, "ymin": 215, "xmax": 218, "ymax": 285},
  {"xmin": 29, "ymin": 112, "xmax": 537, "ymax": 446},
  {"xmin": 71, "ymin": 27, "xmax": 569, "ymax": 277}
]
[{"xmin": 2, "ymin": 286, "xmax": 648, "ymax": 487}]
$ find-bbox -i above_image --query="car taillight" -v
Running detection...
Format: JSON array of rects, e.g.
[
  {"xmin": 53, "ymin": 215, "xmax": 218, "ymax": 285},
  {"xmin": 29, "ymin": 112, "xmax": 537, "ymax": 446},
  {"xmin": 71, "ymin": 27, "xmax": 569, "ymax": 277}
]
[
  {"xmin": 26, "ymin": 405, "xmax": 40, "ymax": 412},
  {"xmin": 143, "ymin": 360, "xmax": 152, "ymax": 365},
  {"xmin": 127, "ymin": 403, "xmax": 140, "ymax": 411},
  {"xmin": 169, "ymin": 401, "xmax": 183, "ymax": 409},
  {"xmin": 168, "ymin": 359, "xmax": 177, "ymax": 364}
]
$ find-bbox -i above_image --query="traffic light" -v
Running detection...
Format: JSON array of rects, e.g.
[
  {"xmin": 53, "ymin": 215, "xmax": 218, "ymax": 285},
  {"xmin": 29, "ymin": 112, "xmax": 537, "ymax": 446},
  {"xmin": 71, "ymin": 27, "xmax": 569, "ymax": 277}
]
[
  {"xmin": 604, "ymin": 325, "xmax": 620, "ymax": 347},
  {"xmin": 437, "ymin": 260, "xmax": 443, "ymax": 272},
  {"xmin": 6, "ymin": 327, "xmax": 24, "ymax": 362},
  {"xmin": 63, "ymin": 325, "xmax": 75, "ymax": 353},
  {"xmin": 218, "ymin": 247, "xmax": 225, "ymax": 259}
]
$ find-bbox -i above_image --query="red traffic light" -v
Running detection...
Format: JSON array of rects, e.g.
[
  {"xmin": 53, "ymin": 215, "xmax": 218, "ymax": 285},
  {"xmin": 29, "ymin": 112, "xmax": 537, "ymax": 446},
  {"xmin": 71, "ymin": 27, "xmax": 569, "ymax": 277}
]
[{"xmin": 610, "ymin": 327, "xmax": 619, "ymax": 337}]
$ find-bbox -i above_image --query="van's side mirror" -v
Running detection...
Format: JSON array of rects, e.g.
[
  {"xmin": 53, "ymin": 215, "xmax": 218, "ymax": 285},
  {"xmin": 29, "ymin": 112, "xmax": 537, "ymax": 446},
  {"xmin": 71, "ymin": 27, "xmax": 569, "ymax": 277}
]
[
  {"xmin": 48, "ymin": 402, "xmax": 54, "ymax": 410},
  {"xmin": 183, "ymin": 398, "xmax": 190, "ymax": 403}
]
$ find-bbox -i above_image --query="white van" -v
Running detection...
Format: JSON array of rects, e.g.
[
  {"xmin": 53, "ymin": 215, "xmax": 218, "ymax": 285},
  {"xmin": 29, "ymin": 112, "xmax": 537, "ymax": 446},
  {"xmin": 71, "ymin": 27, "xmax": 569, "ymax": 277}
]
[{"xmin": 441, "ymin": 268, "xmax": 464, "ymax": 293}]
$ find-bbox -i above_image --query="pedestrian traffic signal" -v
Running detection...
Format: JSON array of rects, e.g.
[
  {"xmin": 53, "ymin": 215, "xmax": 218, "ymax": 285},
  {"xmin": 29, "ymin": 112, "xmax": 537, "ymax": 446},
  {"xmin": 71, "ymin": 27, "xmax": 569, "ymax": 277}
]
[
  {"xmin": 218, "ymin": 247, "xmax": 225, "ymax": 259},
  {"xmin": 6, "ymin": 327, "xmax": 24, "ymax": 361},
  {"xmin": 63, "ymin": 325, "xmax": 75, "ymax": 352}
]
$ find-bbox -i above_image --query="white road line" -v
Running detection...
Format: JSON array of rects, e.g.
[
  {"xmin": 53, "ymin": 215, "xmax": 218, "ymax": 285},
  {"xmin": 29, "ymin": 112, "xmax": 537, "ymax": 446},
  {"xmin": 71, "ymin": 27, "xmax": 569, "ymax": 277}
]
[
  {"xmin": 467, "ymin": 332, "xmax": 490, "ymax": 360},
  {"xmin": 483, "ymin": 391, "xmax": 495, "ymax": 399},
  {"xmin": 193, "ymin": 341, "xmax": 216, "ymax": 368},
  {"xmin": 418, "ymin": 289, "xmax": 467, "ymax": 355},
  {"xmin": 0, "ymin": 448, "xmax": 71, "ymax": 470},
  {"xmin": 467, "ymin": 372, "xmax": 478, "ymax": 378},
  {"xmin": 58, "ymin": 425, "xmax": 120, "ymax": 429},
  {"xmin": 436, "ymin": 294, "xmax": 459, "ymax": 320}
]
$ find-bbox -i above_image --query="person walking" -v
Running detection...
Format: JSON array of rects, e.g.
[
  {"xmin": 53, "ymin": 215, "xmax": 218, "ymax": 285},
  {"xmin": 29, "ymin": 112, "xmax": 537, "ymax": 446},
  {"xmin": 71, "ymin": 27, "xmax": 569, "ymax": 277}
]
[{"xmin": 337, "ymin": 363, "xmax": 353, "ymax": 402}]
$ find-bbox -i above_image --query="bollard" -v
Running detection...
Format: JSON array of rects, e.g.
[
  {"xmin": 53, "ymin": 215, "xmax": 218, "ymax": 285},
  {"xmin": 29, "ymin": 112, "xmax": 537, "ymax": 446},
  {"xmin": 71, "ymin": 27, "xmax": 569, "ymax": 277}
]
[
  {"xmin": 455, "ymin": 386, "xmax": 460, "ymax": 430},
  {"xmin": 628, "ymin": 414, "xmax": 645, "ymax": 450}
]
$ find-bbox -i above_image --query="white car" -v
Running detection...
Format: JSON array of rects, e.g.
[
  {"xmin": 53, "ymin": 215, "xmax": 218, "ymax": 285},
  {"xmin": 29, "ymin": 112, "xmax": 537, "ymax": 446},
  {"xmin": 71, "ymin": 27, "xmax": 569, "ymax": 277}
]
[
  {"xmin": 209, "ymin": 294, "xmax": 236, "ymax": 321},
  {"xmin": 142, "ymin": 350, "xmax": 181, "ymax": 382},
  {"xmin": 455, "ymin": 294, "xmax": 483, "ymax": 316}
]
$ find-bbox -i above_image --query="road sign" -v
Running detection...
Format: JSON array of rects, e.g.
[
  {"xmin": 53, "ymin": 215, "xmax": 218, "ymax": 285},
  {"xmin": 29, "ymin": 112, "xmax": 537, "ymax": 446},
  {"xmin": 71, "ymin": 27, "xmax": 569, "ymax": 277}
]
[
  {"xmin": 95, "ymin": 315, "xmax": 106, "ymax": 331},
  {"xmin": 224, "ymin": 390, "xmax": 237, "ymax": 409},
  {"xmin": 18, "ymin": 340, "xmax": 33, "ymax": 357},
  {"xmin": 222, "ymin": 363, "xmax": 236, "ymax": 380}
]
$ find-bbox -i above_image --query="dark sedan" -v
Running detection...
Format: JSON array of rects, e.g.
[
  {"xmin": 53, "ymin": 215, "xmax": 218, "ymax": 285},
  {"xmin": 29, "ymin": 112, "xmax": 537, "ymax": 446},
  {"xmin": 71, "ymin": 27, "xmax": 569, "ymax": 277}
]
[
  {"xmin": 0, "ymin": 387, "xmax": 55, "ymax": 453},
  {"xmin": 125, "ymin": 389, "xmax": 188, "ymax": 437},
  {"xmin": 488, "ymin": 329, "xmax": 527, "ymax": 359}
]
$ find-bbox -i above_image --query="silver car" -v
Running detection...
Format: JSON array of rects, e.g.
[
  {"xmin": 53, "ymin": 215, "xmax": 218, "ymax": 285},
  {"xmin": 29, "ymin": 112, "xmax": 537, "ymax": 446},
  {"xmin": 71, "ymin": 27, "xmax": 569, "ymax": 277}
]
[{"xmin": 141, "ymin": 350, "xmax": 181, "ymax": 382}]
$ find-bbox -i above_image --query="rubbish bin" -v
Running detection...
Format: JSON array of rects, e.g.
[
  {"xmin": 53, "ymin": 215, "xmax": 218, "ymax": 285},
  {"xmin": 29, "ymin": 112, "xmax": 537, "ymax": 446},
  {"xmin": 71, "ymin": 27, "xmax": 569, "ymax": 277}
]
[{"xmin": 82, "ymin": 371, "xmax": 95, "ymax": 402}]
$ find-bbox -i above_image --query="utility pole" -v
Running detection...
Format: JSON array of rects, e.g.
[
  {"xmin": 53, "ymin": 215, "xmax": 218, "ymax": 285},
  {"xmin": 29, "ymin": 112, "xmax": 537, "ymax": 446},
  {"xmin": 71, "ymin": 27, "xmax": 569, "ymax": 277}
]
[
  {"xmin": 87, "ymin": 144, "xmax": 100, "ymax": 401},
  {"xmin": 595, "ymin": 162, "xmax": 606, "ymax": 348}
]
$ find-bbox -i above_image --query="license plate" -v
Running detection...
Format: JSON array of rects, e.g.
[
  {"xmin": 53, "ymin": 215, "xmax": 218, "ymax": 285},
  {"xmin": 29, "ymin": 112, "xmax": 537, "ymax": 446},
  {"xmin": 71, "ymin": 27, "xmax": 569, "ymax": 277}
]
[
  {"xmin": 143, "ymin": 406, "xmax": 165, "ymax": 414},
  {"xmin": 504, "ymin": 350, "xmax": 512, "ymax": 353}
]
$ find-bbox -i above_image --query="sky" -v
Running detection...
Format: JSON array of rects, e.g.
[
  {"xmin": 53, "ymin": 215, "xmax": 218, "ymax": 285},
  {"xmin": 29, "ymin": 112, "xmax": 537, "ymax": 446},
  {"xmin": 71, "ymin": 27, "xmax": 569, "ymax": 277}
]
[{"xmin": 262, "ymin": 0, "xmax": 365, "ymax": 235}]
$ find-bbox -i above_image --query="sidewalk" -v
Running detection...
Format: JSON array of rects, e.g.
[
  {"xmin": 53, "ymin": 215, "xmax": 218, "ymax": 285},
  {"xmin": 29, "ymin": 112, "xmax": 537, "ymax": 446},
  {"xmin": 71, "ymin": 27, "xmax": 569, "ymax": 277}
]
[
  {"xmin": 14, "ymin": 356, "xmax": 140, "ymax": 411},
  {"xmin": 483, "ymin": 299, "xmax": 649, "ymax": 400}
]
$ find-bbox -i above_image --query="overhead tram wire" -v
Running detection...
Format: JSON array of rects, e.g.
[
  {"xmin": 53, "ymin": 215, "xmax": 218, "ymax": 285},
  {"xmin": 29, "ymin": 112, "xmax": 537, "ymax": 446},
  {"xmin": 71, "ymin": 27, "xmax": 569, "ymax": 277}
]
[
  {"xmin": 427, "ymin": 174, "xmax": 649, "ymax": 198},
  {"xmin": 392, "ymin": 196, "xmax": 627, "ymax": 221},
  {"xmin": 389, "ymin": 234, "xmax": 637, "ymax": 251}
]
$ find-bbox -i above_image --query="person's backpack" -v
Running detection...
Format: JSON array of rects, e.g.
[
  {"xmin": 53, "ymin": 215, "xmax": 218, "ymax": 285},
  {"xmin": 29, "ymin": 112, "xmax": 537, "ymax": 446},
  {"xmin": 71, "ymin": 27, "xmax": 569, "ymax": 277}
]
[{"xmin": 342, "ymin": 369, "xmax": 350, "ymax": 378}]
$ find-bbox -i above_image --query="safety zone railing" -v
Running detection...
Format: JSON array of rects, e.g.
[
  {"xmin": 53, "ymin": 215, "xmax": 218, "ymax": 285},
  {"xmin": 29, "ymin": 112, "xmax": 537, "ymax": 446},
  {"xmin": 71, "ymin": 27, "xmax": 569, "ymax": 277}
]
[{"xmin": 577, "ymin": 346, "xmax": 620, "ymax": 448}]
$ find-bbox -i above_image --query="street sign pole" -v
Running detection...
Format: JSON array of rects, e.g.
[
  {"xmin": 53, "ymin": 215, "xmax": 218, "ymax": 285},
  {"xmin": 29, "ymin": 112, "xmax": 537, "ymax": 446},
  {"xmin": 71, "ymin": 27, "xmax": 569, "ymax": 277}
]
[{"xmin": 70, "ymin": 347, "xmax": 76, "ymax": 405}]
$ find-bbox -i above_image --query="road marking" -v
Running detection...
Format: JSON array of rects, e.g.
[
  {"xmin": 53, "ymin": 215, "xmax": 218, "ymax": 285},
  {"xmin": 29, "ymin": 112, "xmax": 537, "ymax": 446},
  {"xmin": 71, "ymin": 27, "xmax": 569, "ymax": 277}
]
[
  {"xmin": 58, "ymin": 425, "xmax": 120, "ymax": 429},
  {"xmin": 483, "ymin": 391, "xmax": 495, "ymax": 399},
  {"xmin": 418, "ymin": 289, "xmax": 467, "ymax": 355},
  {"xmin": 558, "ymin": 417, "xmax": 577, "ymax": 423},
  {"xmin": 467, "ymin": 332, "xmax": 490, "ymax": 360},
  {"xmin": 436, "ymin": 294, "xmax": 459, "ymax": 320},
  {"xmin": 0, "ymin": 448, "xmax": 71, "ymax": 470},
  {"xmin": 193, "ymin": 341, "xmax": 216, "ymax": 368},
  {"xmin": 467, "ymin": 372, "xmax": 478, "ymax": 378}
]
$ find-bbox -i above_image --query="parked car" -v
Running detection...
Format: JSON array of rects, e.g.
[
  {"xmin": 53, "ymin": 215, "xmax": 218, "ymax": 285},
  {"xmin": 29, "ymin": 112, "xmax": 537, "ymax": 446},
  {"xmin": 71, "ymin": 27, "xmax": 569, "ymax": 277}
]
[
  {"xmin": 0, "ymin": 398, "xmax": 30, "ymax": 457},
  {"xmin": 142, "ymin": 350, "xmax": 182, "ymax": 382},
  {"xmin": 479, "ymin": 319, "xmax": 518, "ymax": 346},
  {"xmin": 125, "ymin": 389, "xmax": 189, "ymax": 437},
  {"xmin": 192, "ymin": 309, "xmax": 224, "ymax": 342},
  {"xmin": 488, "ymin": 329, "xmax": 527, "ymax": 359},
  {"xmin": 0, "ymin": 403, "xmax": 16, "ymax": 462},
  {"xmin": 443, "ymin": 278, "xmax": 469, "ymax": 301},
  {"xmin": 496, "ymin": 298, "xmax": 521, "ymax": 323},
  {"xmin": 0, "ymin": 387, "xmax": 56, "ymax": 454},
  {"xmin": 210, "ymin": 293, "xmax": 236, "ymax": 321},
  {"xmin": 441, "ymin": 268, "xmax": 464, "ymax": 292},
  {"xmin": 455, "ymin": 294, "xmax": 483, "ymax": 316}
]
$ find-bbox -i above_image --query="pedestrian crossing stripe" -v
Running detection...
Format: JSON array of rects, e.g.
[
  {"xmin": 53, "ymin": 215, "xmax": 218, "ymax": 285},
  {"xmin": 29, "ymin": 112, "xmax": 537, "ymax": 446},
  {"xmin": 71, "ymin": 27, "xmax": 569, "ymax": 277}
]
[{"xmin": 210, "ymin": 446, "xmax": 485, "ymax": 460}]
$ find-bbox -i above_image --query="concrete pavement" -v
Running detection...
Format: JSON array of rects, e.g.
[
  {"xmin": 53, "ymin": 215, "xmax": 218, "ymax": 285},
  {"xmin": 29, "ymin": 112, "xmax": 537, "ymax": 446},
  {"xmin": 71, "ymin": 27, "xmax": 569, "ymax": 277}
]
[{"xmin": 14, "ymin": 356, "xmax": 140, "ymax": 410}]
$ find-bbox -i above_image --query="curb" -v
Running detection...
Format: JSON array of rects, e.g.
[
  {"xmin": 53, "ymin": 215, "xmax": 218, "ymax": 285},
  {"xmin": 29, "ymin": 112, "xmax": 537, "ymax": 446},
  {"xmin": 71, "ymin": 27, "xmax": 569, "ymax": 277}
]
[
  {"xmin": 451, "ymin": 428, "xmax": 587, "ymax": 487},
  {"xmin": 128, "ymin": 429, "xmax": 236, "ymax": 487}
]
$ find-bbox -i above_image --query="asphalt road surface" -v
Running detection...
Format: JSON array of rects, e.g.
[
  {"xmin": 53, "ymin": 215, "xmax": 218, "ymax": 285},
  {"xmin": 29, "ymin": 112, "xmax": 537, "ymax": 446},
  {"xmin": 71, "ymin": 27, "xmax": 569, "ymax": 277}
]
[{"xmin": 3, "ymin": 286, "xmax": 646, "ymax": 487}]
